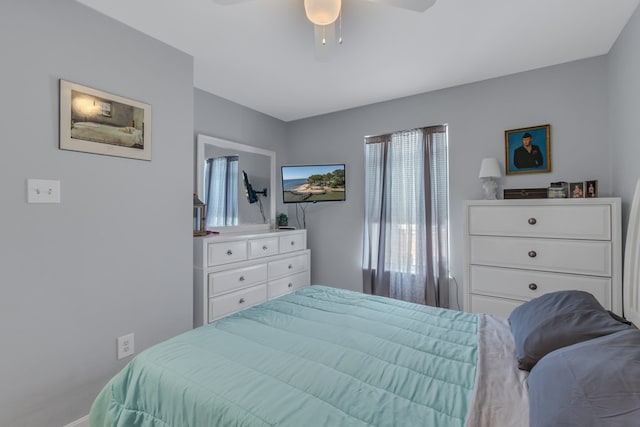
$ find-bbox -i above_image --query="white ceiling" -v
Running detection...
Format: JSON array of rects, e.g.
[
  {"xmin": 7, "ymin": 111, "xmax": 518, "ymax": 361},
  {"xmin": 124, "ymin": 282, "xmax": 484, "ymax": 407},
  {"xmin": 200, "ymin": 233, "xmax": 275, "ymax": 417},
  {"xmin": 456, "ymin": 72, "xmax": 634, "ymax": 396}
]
[{"xmin": 76, "ymin": 0, "xmax": 639, "ymax": 122}]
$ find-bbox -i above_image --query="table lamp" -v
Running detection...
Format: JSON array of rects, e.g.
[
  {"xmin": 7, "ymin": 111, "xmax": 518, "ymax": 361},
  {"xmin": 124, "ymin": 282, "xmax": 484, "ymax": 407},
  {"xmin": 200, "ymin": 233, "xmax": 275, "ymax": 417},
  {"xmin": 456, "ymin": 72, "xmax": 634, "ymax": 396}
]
[{"xmin": 478, "ymin": 158, "xmax": 502, "ymax": 200}]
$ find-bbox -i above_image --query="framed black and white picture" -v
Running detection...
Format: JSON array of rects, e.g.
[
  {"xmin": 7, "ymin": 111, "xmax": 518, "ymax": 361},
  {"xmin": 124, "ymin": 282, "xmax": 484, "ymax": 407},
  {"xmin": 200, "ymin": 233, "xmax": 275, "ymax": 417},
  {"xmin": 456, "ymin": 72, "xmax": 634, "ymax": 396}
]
[{"xmin": 59, "ymin": 80, "xmax": 151, "ymax": 160}]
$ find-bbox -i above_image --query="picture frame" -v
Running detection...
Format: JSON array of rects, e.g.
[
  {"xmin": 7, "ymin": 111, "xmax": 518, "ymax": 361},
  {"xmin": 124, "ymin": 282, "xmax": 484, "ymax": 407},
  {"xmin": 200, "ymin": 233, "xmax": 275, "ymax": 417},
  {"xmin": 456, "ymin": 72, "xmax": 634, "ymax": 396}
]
[
  {"xmin": 59, "ymin": 80, "xmax": 151, "ymax": 160},
  {"xmin": 570, "ymin": 181, "xmax": 585, "ymax": 198},
  {"xmin": 504, "ymin": 124, "xmax": 551, "ymax": 175},
  {"xmin": 585, "ymin": 180, "xmax": 598, "ymax": 198}
]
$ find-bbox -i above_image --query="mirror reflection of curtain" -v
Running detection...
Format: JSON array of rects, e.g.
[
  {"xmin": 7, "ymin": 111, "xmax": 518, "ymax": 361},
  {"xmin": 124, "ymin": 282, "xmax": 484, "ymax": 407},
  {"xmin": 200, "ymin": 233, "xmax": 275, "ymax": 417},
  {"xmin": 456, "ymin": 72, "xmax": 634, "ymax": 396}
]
[
  {"xmin": 362, "ymin": 126, "xmax": 449, "ymax": 307},
  {"xmin": 204, "ymin": 156, "xmax": 239, "ymax": 227}
]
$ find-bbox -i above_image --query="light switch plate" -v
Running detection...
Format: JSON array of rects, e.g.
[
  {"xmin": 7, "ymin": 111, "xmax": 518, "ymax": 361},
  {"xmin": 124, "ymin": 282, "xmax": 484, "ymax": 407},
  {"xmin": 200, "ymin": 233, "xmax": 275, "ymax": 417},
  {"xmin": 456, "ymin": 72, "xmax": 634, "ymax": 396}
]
[{"xmin": 27, "ymin": 179, "xmax": 61, "ymax": 203}]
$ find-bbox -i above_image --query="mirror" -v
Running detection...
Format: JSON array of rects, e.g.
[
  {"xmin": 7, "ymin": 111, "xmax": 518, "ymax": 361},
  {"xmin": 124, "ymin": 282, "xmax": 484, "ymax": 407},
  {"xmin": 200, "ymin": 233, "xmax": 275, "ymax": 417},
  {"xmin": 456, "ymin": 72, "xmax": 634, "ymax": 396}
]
[{"xmin": 196, "ymin": 134, "xmax": 276, "ymax": 232}]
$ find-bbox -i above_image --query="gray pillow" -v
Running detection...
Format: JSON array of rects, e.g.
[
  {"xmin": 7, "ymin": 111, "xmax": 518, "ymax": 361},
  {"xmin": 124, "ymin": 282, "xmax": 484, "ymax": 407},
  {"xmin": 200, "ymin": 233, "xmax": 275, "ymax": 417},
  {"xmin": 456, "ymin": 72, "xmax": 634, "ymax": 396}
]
[
  {"xmin": 528, "ymin": 329, "xmax": 640, "ymax": 427},
  {"xmin": 508, "ymin": 290, "xmax": 630, "ymax": 370}
]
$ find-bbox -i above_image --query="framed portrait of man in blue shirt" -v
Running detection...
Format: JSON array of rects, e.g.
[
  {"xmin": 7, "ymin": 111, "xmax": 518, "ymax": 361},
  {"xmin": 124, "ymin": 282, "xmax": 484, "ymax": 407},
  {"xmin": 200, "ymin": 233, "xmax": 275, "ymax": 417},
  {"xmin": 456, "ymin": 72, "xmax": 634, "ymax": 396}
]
[{"xmin": 505, "ymin": 124, "xmax": 551, "ymax": 175}]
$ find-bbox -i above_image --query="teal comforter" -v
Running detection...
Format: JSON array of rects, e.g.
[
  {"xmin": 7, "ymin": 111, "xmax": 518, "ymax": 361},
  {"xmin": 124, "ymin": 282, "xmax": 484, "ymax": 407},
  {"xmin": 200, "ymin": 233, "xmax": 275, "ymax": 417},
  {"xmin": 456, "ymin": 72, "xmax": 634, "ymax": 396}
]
[{"xmin": 91, "ymin": 286, "xmax": 478, "ymax": 426}]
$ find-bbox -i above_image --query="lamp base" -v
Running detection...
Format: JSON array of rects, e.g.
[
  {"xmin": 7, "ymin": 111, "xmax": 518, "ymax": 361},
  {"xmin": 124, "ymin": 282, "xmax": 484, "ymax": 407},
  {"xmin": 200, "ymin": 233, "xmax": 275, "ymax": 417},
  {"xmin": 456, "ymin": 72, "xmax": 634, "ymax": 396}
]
[{"xmin": 482, "ymin": 178, "xmax": 498, "ymax": 200}]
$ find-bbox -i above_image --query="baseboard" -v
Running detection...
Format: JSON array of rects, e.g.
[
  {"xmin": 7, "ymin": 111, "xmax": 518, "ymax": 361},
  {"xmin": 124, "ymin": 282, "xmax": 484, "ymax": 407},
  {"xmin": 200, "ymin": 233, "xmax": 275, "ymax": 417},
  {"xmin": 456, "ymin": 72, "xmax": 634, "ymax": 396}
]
[{"xmin": 63, "ymin": 414, "xmax": 89, "ymax": 427}]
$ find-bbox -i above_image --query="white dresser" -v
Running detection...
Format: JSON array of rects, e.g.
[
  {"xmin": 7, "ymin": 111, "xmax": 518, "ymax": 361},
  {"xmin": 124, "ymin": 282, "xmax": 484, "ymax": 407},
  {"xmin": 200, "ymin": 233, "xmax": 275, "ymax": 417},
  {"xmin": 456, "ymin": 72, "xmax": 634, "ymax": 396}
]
[
  {"xmin": 193, "ymin": 229, "xmax": 310, "ymax": 327},
  {"xmin": 463, "ymin": 198, "xmax": 622, "ymax": 318}
]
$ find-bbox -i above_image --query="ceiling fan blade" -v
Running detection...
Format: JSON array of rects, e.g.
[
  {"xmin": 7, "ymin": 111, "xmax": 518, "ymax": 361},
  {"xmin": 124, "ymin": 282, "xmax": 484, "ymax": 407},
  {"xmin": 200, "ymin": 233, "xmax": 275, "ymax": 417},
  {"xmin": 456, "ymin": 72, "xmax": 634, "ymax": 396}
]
[
  {"xmin": 368, "ymin": 0, "xmax": 436, "ymax": 12},
  {"xmin": 212, "ymin": 0, "xmax": 252, "ymax": 5}
]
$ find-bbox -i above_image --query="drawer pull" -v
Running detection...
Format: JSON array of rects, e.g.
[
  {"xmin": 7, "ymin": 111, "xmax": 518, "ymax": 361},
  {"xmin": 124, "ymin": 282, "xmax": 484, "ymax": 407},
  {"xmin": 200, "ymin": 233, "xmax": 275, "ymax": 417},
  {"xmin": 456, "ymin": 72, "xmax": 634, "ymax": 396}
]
[
  {"xmin": 239, "ymin": 276, "xmax": 245, "ymax": 282},
  {"xmin": 288, "ymin": 283, "xmax": 293, "ymax": 288},
  {"xmin": 528, "ymin": 217, "xmax": 537, "ymax": 225},
  {"xmin": 528, "ymin": 250, "xmax": 537, "ymax": 258},
  {"xmin": 290, "ymin": 241, "xmax": 295, "ymax": 246},
  {"xmin": 528, "ymin": 283, "xmax": 538, "ymax": 291},
  {"xmin": 262, "ymin": 245, "xmax": 268, "ymax": 250},
  {"xmin": 288, "ymin": 264, "xmax": 293, "ymax": 269},
  {"xmin": 226, "ymin": 249, "xmax": 233, "ymax": 256},
  {"xmin": 239, "ymin": 298, "xmax": 246, "ymax": 304}
]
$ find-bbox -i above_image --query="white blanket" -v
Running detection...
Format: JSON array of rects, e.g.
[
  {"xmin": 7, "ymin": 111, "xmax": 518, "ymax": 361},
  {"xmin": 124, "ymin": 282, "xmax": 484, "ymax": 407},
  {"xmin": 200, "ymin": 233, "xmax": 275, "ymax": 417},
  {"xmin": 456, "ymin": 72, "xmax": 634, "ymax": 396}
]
[
  {"xmin": 71, "ymin": 121, "xmax": 143, "ymax": 147},
  {"xmin": 466, "ymin": 314, "xmax": 529, "ymax": 427}
]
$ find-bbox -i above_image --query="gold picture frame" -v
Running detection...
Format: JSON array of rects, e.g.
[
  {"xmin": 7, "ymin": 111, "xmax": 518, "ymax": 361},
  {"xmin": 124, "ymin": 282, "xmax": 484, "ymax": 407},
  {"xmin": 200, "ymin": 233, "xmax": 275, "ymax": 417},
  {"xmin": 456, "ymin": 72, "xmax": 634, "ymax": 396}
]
[{"xmin": 505, "ymin": 124, "xmax": 551, "ymax": 175}]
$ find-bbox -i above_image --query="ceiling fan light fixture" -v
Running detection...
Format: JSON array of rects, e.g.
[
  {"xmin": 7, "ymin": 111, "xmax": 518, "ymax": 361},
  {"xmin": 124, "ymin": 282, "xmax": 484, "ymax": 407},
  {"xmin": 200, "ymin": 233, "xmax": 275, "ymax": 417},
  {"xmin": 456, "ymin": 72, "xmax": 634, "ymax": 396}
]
[{"xmin": 304, "ymin": 0, "xmax": 342, "ymax": 26}]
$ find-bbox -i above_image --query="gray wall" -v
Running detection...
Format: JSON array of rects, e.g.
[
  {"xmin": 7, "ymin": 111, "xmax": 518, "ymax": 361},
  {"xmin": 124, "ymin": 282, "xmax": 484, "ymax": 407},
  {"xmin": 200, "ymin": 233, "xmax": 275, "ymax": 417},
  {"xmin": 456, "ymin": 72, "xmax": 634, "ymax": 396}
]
[
  {"xmin": 2, "ymin": 1, "xmax": 639, "ymax": 425},
  {"xmin": 195, "ymin": 89, "xmax": 288, "ymax": 154},
  {"xmin": 286, "ymin": 57, "xmax": 611, "ymax": 308},
  {"xmin": 0, "ymin": 1, "xmax": 194, "ymax": 426},
  {"xmin": 609, "ymin": 6, "xmax": 640, "ymax": 233}
]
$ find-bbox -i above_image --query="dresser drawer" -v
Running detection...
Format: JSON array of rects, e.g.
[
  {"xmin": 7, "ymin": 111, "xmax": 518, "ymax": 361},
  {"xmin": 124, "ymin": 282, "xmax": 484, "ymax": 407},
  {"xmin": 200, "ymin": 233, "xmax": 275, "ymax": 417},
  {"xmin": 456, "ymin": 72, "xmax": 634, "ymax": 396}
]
[
  {"xmin": 468, "ymin": 204, "xmax": 611, "ymax": 240},
  {"xmin": 469, "ymin": 294, "xmax": 523, "ymax": 318},
  {"xmin": 469, "ymin": 236, "xmax": 611, "ymax": 276},
  {"xmin": 268, "ymin": 272, "xmax": 309, "ymax": 299},
  {"xmin": 207, "ymin": 240, "xmax": 248, "ymax": 266},
  {"xmin": 208, "ymin": 264, "xmax": 268, "ymax": 296},
  {"xmin": 208, "ymin": 284, "xmax": 267, "ymax": 322},
  {"xmin": 269, "ymin": 254, "xmax": 308, "ymax": 279},
  {"xmin": 470, "ymin": 265, "xmax": 612, "ymax": 309},
  {"xmin": 279, "ymin": 233, "xmax": 306, "ymax": 254},
  {"xmin": 248, "ymin": 237, "xmax": 279, "ymax": 259}
]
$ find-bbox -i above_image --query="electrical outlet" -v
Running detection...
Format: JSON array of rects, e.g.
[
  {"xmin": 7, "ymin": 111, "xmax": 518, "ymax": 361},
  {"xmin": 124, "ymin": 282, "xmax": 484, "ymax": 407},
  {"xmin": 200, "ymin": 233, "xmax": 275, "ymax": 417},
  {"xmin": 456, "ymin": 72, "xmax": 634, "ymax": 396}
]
[{"xmin": 117, "ymin": 333, "xmax": 134, "ymax": 360}]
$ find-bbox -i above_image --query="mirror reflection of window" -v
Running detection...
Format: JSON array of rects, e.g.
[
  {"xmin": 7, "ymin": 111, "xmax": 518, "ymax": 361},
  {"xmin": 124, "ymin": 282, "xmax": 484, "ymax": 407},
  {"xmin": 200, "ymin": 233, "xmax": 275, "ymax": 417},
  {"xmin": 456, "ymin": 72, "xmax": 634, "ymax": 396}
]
[
  {"xmin": 204, "ymin": 156, "xmax": 239, "ymax": 227},
  {"xmin": 100, "ymin": 101, "xmax": 112, "ymax": 117}
]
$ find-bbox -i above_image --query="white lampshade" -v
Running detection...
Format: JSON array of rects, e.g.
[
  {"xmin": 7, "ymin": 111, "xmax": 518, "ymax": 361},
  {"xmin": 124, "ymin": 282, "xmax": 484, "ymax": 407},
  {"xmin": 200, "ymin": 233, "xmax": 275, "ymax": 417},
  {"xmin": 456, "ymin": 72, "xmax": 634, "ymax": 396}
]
[
  {"xmin": 478, "ymin": 158, "xmax": 502, "ymax": 179},
  {"xmin": 304, "ymin": 0, "xmax": 341, "ymax": 26}
]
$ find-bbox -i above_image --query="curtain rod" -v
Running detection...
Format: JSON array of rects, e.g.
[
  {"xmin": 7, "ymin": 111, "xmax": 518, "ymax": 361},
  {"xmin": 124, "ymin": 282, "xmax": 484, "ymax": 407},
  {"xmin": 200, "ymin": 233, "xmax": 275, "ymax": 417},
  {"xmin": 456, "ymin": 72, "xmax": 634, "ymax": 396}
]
[{"xmin": 365, "ymin": 125, "xmax": 447, "ymax": 144}]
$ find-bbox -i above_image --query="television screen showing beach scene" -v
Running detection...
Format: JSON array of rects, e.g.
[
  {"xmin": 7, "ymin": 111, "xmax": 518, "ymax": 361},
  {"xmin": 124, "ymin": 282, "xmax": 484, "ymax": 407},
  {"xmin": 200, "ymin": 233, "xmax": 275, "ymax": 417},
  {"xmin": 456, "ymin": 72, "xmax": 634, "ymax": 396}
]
[{"xmin": 282, "ymin": 164, "xmax": 346, "ymax": 203}]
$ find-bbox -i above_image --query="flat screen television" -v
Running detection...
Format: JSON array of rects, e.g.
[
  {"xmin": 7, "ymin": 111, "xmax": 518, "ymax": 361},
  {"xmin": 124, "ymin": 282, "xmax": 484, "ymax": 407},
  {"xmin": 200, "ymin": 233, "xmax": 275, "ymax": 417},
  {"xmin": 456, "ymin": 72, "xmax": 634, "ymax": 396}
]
[{"xmin": 282, "ymin": 164, "xmax": 346, "ymax": 203}]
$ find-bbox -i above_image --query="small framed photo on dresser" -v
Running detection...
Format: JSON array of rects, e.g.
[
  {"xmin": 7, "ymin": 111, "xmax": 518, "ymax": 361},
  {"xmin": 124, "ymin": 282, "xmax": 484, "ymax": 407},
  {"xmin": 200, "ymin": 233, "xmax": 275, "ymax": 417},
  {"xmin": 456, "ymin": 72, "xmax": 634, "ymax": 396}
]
[
  {"xmin": 570, "ymin": 182, "xmax": 585, "ymax": 198},
  {"xmin": 585, "ymin": 180, "xmax": 598, "ymax": 198}
]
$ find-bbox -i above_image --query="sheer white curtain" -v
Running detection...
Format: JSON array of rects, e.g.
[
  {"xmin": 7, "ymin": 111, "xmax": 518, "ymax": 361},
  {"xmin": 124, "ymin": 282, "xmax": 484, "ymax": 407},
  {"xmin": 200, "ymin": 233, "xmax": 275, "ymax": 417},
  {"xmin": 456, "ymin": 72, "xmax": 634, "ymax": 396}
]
[
  {"xmin": 363, "ymin": 126, "xmax": 449, "ymax": 306},
  {"xmin": 204, "ymin": 156, "xmax": 238, "ymax": 227}
]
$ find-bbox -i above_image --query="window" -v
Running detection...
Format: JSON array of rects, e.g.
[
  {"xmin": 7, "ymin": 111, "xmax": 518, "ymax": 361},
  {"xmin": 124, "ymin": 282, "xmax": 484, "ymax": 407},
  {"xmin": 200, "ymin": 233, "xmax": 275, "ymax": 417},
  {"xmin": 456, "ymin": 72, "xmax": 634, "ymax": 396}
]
[{"xmin": 363, "ymin": 126, "xmax": 449, "ymax": 306}]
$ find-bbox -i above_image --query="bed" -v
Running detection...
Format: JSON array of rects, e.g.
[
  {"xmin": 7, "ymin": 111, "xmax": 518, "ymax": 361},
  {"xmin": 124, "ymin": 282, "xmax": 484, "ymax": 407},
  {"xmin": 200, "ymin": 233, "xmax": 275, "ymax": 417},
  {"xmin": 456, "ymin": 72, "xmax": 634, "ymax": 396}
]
[
  {"xmin": 91, "ymin": 289, "xmax": 640, "ymax": 427},
  {"xmin": 91, "ymin": 183, "xmax": 640, "ymax": 427},
  {"xmin": 71, "ymin": 121, "xmax": 143, "ymax": 148}
]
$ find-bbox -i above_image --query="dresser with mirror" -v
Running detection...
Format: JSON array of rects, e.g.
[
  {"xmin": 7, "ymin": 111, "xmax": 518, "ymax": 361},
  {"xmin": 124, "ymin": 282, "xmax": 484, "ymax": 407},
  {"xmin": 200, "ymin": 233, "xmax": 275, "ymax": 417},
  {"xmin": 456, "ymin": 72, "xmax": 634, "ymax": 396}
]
[{"xmin": 193, "ymin": 135, "xmax": 310, "ymax": 327}]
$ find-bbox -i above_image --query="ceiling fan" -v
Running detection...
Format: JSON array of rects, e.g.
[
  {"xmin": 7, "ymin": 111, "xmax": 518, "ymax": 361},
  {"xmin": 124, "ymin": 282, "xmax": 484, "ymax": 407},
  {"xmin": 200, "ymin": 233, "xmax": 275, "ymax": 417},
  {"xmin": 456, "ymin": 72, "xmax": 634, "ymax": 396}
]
[{"xmin": 214, "ymin": 0, "xmax": 437, "ymax": 60}]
